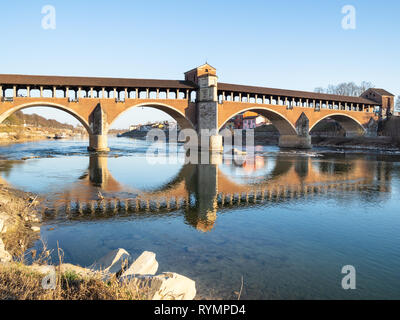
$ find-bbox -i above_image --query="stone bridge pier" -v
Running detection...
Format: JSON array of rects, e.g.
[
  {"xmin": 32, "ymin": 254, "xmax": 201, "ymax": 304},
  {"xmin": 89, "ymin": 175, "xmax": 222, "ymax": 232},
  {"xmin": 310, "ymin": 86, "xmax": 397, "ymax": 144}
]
[
  {"xmin": 89, "ymin": 154, "xmax": 109, "ymax": 187},
  {"xmin": 88, "ymin": 104, "xmax": 109, "ymax": 152},
  {"xmin": 183, "ymin": 161, "xmax": 219, "ymax": 232},
  {"xmin": 279, "ymin": 112, "xmax": 312, "ymax": 149}
]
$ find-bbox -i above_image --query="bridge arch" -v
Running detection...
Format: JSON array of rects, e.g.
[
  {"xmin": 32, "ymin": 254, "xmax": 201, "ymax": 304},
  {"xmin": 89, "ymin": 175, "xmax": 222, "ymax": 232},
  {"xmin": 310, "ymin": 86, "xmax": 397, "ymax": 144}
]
[
  {"xmin": 310, "ymin": 113, "xmax": 366, "ymax": 136},
  {"xmin": 218, "ymin": 106, "xmax": 297, "ymax": 135},
  {"xmin": 0, "ymin": 102, "xmax": 92, "ymax": 135},
  {"xmin": 108, "ymin": 102, "xmax": 195, "ymax": 132}
]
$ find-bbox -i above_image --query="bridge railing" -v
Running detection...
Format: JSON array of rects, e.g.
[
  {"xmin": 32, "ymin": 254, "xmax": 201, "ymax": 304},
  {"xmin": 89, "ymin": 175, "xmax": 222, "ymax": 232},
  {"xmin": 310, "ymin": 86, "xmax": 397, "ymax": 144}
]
[{"xmin": 217, "ymin": 91, "xmax": 378, "ymax": 113}]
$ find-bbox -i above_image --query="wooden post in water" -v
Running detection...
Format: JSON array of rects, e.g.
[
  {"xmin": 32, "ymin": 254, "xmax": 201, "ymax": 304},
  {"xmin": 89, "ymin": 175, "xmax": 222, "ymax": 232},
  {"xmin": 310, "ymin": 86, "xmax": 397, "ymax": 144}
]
[
  {"xmin": 135, "ymin": 198, "xmax": 139, "ymax": 212},
  {"xmin": 221, "ymin": 193, "xmax": 225, "ymax": 207}
]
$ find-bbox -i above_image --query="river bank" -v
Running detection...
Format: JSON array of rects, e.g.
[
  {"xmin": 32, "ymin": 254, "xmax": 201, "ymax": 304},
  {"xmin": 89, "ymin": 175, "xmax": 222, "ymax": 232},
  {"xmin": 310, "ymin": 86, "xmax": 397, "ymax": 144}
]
[
  {"xmin": 0, "ymin": 185, "xmax": 197, "ymax": 300},
  {"xmin": 0, "ymin": 124, "xmax": 86, "ymax": 144},
  {"xmin": 311, "ymin": 136, "xmax": 400, "ymax": 151},
  {"xmin": 118, "ymin": 126, "xmax": 400, "ymax": 153}
]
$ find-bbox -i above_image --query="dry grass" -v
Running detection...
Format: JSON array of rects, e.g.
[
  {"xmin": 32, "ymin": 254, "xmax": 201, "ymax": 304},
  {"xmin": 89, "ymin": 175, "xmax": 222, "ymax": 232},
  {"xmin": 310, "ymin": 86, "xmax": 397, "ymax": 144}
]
[
  {"xmin": 0, "ymin": 262, "xmax": 145, "ymax": 300},
  {"xmin": 0, "ymin": 187, "xmax": 152, "ymax": 300},
  {"xmin": 0, "ymin": 188, "xmax": 39, "ymax": 259}
]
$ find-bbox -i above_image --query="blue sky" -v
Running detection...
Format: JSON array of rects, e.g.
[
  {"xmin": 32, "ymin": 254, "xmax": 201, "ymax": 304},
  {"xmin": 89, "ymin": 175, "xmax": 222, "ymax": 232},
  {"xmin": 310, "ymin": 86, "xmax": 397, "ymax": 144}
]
[{"xmin": 1, "ymin": 0, "xmax": 399, "ymax": 128}]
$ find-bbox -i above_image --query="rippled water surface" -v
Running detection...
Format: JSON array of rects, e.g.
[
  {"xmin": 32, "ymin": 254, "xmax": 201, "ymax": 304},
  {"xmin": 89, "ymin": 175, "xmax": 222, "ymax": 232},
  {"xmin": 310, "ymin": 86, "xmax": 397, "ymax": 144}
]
[{"xmin": 1, "ymin": 137, "xmax": 400, "ymax": 299}]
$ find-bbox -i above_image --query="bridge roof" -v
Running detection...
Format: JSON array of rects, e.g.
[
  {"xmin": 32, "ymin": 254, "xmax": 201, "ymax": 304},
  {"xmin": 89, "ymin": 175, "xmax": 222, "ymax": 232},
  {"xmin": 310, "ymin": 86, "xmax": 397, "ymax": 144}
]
[
  {"xmin": 0, "ymin": 74, "xmax": 197, "ymax": 90},
  {"xmin": 218, "ymin": 82, "xmax": 379, "ymax": 105}
]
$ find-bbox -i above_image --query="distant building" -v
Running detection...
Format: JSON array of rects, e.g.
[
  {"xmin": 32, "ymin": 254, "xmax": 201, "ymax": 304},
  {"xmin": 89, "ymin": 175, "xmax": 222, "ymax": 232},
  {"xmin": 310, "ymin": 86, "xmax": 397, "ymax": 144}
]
[
  {"xmin": 242, "ymin": 112, "xmax": 266, "ymax": 129},
  {"xmin": 361, "ymin": 88, "xmax": 395, "ymax": 118},
  {"xmin": 223, "ymin": 112, "xmax": 268, "ymax": 130},
  {"xmin": 129, "ymin": 125, "xmax": 139, "ymax": 131}
]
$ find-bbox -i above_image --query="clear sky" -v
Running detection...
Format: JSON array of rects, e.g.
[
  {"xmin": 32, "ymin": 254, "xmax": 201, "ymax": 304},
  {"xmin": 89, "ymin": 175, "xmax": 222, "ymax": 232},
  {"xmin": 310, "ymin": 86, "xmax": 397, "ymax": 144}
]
[{"xmin": 1, "ymin": 0, "xmax": 399, "ymax": 128}]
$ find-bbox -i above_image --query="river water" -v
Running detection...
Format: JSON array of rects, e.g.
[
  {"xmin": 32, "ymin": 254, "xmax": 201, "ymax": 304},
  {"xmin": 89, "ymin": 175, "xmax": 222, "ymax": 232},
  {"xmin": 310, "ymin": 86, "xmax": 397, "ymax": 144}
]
[{"xmin": 0, "ymin": 137, "xmax": 400, "ymax": 299}]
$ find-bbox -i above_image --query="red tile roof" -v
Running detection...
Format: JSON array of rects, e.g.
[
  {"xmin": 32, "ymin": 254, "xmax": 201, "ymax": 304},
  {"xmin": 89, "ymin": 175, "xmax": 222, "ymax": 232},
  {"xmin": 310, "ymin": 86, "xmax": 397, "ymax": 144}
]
[
  {"xmin": 218, "ymin": 82, "xmax": 378, "ymax": 105},
  {"xmin": 0, "ymin": 74, "xmax": 197, "ymax": 90}
]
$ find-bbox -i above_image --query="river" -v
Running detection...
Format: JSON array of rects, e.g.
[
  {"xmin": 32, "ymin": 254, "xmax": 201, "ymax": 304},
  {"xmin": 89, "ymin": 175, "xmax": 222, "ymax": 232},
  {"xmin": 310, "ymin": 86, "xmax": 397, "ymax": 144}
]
[{"xmin": 0, "ymin": 137, "xmax": 400, "ymax": 299}]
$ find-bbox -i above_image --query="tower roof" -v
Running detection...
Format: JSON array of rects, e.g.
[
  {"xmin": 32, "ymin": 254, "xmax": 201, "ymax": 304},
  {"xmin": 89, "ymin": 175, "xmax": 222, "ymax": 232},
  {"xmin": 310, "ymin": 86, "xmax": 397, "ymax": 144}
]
[
  {"xmin": 367, "ymin": 88, "xmax": 394, "ymax": 96},
  {"xmin": 184, "ymin": 63, "xmax": 217, "ymax": 78}
]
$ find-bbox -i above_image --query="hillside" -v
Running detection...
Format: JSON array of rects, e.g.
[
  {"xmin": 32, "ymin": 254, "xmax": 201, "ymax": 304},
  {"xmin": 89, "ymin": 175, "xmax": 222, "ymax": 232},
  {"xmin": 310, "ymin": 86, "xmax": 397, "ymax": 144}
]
[{"xmin": 3, "ymin": 111, "xmax": 75, "ymax": 130}]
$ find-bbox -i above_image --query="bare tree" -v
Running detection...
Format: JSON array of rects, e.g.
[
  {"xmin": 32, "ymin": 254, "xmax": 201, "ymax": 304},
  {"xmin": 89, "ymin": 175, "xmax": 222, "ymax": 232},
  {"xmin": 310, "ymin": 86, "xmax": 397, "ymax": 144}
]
[{"xmin": 314, "ymin": 81, "xmax": 374, "ymax": 96}]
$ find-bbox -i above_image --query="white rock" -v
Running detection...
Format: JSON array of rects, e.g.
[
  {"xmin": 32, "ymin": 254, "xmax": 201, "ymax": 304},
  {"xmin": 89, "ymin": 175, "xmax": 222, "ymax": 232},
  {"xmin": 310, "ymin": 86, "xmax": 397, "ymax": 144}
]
[
  {"xmin": 124, "ymin": 272, "xmax": 196, "ymax": 300},
  {"xmin": 31, "ymin": 226, "xmax": 40, "ymax": 232},
  {"xmin": 122, "ymin": 251, "xmax": 158, "ymax": 277},
  {"xmin": 90, "ymin": 248, "xmax": 132, "ymax": 274},
  {"xmin": 153, "ymin": 272, "xmax": 196, "ymax": 300},
  {"xmin": 0, "ymin": 238, "xmax": 12, "ymax": 263}
]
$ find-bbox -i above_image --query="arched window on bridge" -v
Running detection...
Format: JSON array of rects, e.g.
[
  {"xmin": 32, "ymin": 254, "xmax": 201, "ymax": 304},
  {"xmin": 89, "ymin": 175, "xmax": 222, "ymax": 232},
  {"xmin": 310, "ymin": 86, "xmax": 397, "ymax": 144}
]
[
  {"xmin": 178, "ymin": 91, "xmax": 185, "ymax": 100},
  {"xmin": 81, "ymin": 89, "xmax": 88, "ymax": 98},
  {"xmin": 190, "ymin": 91, "xmax": 196, "ymax": 103},
  {"xmin": 167, "ymin": 91, "xmax": 176, "ymax": 100},
  {"xmin": 17, "ymin": 88, "xmax": 28, "ymax": 98},
  {"xmin": 148, "ymin": 91, "xmax": 156, "ymax": 99},
  {"xmin": 99, "ymin": 89, "xmax": 108, "ymax": 99},
  {"xmin": 67, "ymin": 89, "xmax": 77, "ymax": 100},
  {"xmin": 55, "ymin": 89, "xmax": 65, "ymax": 98},
  {"xmin": 42, "ymin": 89, "xmax": 53, "ymax": 98},
  {"xmin": 30, "ymin": 88, "xmax": 41, "ymax": 98}
]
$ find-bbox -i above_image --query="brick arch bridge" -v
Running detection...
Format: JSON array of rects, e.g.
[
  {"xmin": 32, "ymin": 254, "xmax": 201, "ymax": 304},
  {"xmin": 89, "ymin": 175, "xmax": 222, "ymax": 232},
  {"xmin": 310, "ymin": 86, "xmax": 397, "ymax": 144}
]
[{"xmin": 0, "ymin": 64, "xmax": 394, "ymax": 151}]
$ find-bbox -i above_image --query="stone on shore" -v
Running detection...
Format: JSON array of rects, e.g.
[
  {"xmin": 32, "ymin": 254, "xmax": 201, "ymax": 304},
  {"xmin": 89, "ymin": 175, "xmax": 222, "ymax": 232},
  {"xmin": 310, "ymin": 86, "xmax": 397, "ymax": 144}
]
[
  {"xmin": 0, "ymin": 219, "xmax": 3, "ymax": 233},
  {"xmin": 123, "ymin": 272, "xmax": 196, "ymax": 300},
  {"xmin": 152, "ymin": 272, "xmax": 196, "ymax": 300},
  {"xmin": 31, "ymin": 226, "xmax": 40, "ymax": 232},
  {"xmin": 0, "ymin": 238, "xmax": 12, "ymax": 263},
  {"xmin": 121, "ymin": 251, "xmax": 158, "ymax": 277},
  {"xmin": 90, "ymin": 248, "xmax": 132, "ymax": 274}
]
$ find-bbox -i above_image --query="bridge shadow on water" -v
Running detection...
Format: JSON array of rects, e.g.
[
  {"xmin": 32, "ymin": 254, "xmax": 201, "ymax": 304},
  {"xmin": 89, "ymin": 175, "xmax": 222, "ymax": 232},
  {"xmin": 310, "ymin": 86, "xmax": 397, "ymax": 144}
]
[{"xmin": 33, "ymin": 151, "xmax": 393, "ymax": 233}]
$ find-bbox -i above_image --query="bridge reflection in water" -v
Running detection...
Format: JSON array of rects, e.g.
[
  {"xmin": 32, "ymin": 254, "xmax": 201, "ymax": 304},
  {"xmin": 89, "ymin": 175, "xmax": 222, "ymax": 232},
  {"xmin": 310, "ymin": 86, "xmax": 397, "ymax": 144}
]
[{"xmin": 42, "ymin": 153, "xmax": 392, "ymax": 232}]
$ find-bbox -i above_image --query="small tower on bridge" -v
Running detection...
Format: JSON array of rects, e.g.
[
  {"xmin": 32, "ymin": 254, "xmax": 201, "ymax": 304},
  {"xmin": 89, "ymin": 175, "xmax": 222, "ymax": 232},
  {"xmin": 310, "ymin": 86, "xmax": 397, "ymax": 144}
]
[
  {"xmin": 185, "ymin": 63, "xmax": 223, "ymax": 151},
  {"xmin": 184, "ymin": 63, "xmax": 217, "ymax": 84},
  {"xmin": 361, "ymin": 88, "xmax": 395, "ymax": 118}
]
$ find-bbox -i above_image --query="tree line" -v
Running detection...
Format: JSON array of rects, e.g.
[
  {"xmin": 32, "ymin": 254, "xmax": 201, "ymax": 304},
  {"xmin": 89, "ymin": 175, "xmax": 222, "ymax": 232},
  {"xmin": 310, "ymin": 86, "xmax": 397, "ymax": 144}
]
[
  {"xmin": 314, "ymin": 81, "xmax": 374, "ymax": 97},
  {"xmin": 3, "ymin": 111, "xmax": 75, "ymax": 130},
  {"xmin": 315, "ymin": 81, "xmax": 398, "ymax": 113}
]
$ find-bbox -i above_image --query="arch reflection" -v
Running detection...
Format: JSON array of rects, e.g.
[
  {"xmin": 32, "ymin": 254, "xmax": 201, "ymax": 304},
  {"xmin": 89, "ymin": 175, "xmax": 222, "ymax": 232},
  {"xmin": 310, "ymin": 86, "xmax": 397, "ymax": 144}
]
[{"xmin": 33, "ymin": 153, "xmax": 391, "ymax": 233}]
